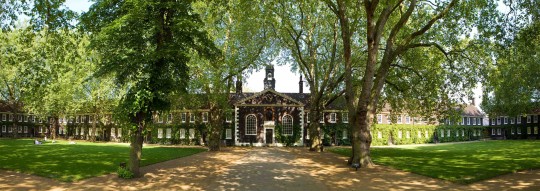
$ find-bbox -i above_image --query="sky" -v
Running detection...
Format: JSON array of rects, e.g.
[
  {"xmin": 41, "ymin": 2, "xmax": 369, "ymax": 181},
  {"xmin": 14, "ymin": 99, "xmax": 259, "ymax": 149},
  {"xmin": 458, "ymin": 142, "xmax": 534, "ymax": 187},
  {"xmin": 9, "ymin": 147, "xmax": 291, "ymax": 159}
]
[{"xmin": 63, "ymin": 0, "xmax": 483, "ymax": 104}]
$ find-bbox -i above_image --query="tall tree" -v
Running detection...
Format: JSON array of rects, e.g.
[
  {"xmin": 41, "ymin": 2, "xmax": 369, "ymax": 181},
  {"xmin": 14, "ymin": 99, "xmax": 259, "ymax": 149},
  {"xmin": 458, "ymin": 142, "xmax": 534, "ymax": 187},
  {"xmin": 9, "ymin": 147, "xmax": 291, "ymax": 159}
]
[
  {"xmin": 482, "ymin": 1, "xmax": 540, "ymax": 116},
  {"xmin": 267, "ymin": 0, "xmax": 348, "ymax": 151},
  {"xmin": 82, "ymin": 0, "xmax": 217, "ymax": 176},
  {"xmin": 190, "ymin": 0, "xmax": 275, "ymax": 151},
  {"xmin": 325, "ymin": 0, "xmax": 498, "ymax": 167}
]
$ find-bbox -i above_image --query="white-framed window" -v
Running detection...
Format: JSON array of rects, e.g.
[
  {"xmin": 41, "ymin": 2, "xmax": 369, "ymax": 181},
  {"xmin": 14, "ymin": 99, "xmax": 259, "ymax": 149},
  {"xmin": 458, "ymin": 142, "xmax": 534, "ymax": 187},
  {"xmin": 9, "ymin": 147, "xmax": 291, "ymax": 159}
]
[
  {"xmin": 535, "ymin": 127, "xmax": 538, "ymax": 134},
  {"xmin": 462, "ymin": 129, "xmax": 465, "ymax": 137},
  {"xmin": 386, "ymin": 115, "xmax": 391, "ymax": 124},
  {"xmin": 157, "ymin": 128, "xmax": 163, "ymax": 138},
  {"xmin": 477, "ymin": 117, "xmax": 481, "ymax": 125},
  {"xmin": 75, "ymin": 127, "xmax": 79, "ymax": 135},
  {"xmin": 405, "ymin": 116, "xmax": 411, "ymax": 124},
  {"xmin": 111, "ymin": 128, "xmax": 116, "ymax": 137},
  {"xmin": 181, "ymin": 113, "xmax": 187, "ymax": 123},
  {"xmin": 1, "ymin": 125, "xmax": 6, "ymax": 132},
  {"xmin": 406, "ymin": 131, "xmax": 410, "ymax": 139},
  {"xmin": 89, "ymin": 115, "xmax": 93, "ymax": 123},
  {"xmin": 118, "ymin": 128, "xmax": 122, "ymax": 137},
  {"xmin": 180, "ymin": 129, "xmax": 186, "ymax": 139},
  {"xmin": 473, "ymin": 130, "xmax": 477, "ymax": 136},
  {"xmin": 59, "ymin": 127, "xmax": 64, "ymax": 135},
  {"xmin": 534, "ymin": 115, "xmax": 538, "ymax": 123},
  {"xmin": 491, "ymin": 118, "xmax": 495, "ymax": 125},
  {"xmin": 32, "ymin": 116, "xmax": 36, "ymax": 123},
  {"xmin": 510, "ymin": 118, "xmax": 514, "ymax": 124},
  {"xmin": 517, "ymin": 127, "xmax": 522, "ymax": 134},
  {"xmin": 167, "ymin": 114, "xmax": 173, "ymax": 123},
  {"xmin": 472, "ymin": 118, "xmax": 476, "ymax": 125},
  {"xmin": 330, "ymin": 113, "xmax": 337, "ymax": 123},
  {"xmin": 158, "ymin": 114, "xmax": 164, "ymax": 123},
  {"xmin": 397, "ymin": 115, "xmax": 402, "ymax": 124},
  {"xmin": 23, "ymin": 126, "xmax": 27, "ymax": 133},
  {"xmin": 202, "ymin": 112, "xmax": 209, "ymax": 123},
  {"xmin": 491, "ymin": 128, "xmax": 495, "ymax": 135},
  {"xmin": 319, "ymin": 113, "xmax": 324, "ymax": 123},
  {"xmin": 76, "ymin": 116, "xmax": 79, "ymax": 123},
  {"xmin": 445, "ymin": 118, "xmax": 450, "ymax": 125},
  {"xmin": 517, "ymin": 116, "xmax": 521, "ymax": 124},
  {"xmin": 8, "ymin": 114, "xmax": 12, "ymax": 122},
  {"xmin": 282, "ymin": 115, "xmax": 293, "ymax": 136},
  {"xmin": 245, "ymin": 114, "xmax": 257, "ymax": 135},
  {"xmin": 1, "ymin": 114, "xmax": 5, "ymax": 121},
  {"xmin": 18, "ymin": 115, "xmax": 22, "ymax": 122},
  {"xmin": 398, "ymin": 130, "xmax": 402, "ymax": 139},
  {"xmin": 504, "ymin": 117, "xmax": 508, "ymax": 124},
  {"xmin": 82, "ymin": 127, "xmax": 86, "ymax": 135},
  {"xmin": 59, "ymin": 117, "xmax": 64, "ymax": 124},
  {"xmin": 377, "ymin": 114, "xmax": 382, "ymax": 124},
  {"xmin": 466, "ymin": 117, "xmax": 470, "ymax": 125},
  {"xmin": 306, "ymin": 112, "xmax": 310, "ymax": 123},
  {"xmin": 39, "ymin": 118, "xmax": 42, "ymax": 123},
  {"xmin": 527, "ymin": 115, "xmax": 531, "ymax": 123},
  {"xmin": 342, "ymin": 130, "xmax": 348, "ymax": 139},
  {"xmin": 456, "ymin": 130, "xmax": 459, "ymax": 137},
  {"xmin": 226, "ymin": 129, "xmax": 232, "ymax": 139},
  {"xmin": 447, "ymin": 130, "xmax": 451, "ymax": 137},
  {"xmin": 23, "ymin": 115, "xmax": 27, "ymax": 122},
  {"xmin": 166, "ymin": 128, "xmax": 172, "ymax": 138},
  {"xmin": 527, "ymin": 127, "xmax": 531, "ymax": 134},
  {"xmin": 497, "ymin": 117, "xmax": 501, "ymax": 125},
  {"xmin": 189, "ymin": 128, "xmax": 195, "ymax": 139},
  {"xmin": 511, "ymin": 128, "xmax": 515, "ymax": 135},
  {"xmin": 190, "ymin": 113, "xmax": 195, "ymax": 123},
  {"xmin": 417, "ymin": 131, "xmax": 422, "ymax": 138},
  {"xmin": 425, "ymin": 130, "xmax": 429, "ymax": 138},
  {"xmin": 342, "ymin": 112, "xmax": 348, "ymax": 123},
  {"xmin": 226, "ymin": 112, "xmax": 232, "ymax": 123},
  {"xmin": 17, "ymin": 126, "xmax": 21, "ymax": 133},
  {"xmin": 377, "ymin": 131, "xmax": 382, "ymax": 139},
  {"xmin": 440, "ymin": 130, "xmax": 445, "ymax": 137},
  {"xmin": 38, "ymin": 126, "xmax": 42, "ymax": 133},
  {"xmin": 497, "ymin": 128, "xmax": 501, "ymax": 135}
]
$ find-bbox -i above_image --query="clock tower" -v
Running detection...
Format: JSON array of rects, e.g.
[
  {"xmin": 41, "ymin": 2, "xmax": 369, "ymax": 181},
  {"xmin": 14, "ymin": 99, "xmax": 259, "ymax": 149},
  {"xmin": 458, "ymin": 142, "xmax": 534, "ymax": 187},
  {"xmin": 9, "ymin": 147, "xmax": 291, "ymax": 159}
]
[{"xmin": 263, "ymin": 65, "xmax": 275, "ymax": 90}]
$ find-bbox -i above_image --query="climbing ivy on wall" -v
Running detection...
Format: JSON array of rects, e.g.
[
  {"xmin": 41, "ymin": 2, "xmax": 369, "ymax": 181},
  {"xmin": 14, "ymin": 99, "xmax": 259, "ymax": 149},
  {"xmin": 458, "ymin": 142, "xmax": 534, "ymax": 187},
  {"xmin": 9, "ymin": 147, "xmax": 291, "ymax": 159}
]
[
  {"xmin": 275, "ymin": 124, "xmax": 301, "ymax": 146},
  {"xmin": 371, "ymin": 124, "xmax": 486, "ymax": 146}
]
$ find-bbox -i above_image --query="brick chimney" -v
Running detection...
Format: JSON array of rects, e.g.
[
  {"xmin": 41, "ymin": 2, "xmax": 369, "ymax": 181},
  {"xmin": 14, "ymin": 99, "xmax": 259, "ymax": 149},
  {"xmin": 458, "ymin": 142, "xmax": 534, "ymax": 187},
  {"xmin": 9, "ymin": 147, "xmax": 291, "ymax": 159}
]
[
  {"xmin": 299, "ymin": 75, "xmax": 304, "ymax": 93},
  {"xmin": 235, "ymin": 77, "xmax": 242, "ymax": 94}
]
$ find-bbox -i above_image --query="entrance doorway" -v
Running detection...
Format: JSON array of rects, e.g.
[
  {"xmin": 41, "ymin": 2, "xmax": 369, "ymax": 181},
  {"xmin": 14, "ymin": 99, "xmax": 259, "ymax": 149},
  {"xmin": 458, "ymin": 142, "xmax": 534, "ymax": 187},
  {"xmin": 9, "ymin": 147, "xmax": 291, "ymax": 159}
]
[{"xmin": 265, "ymin": 129, "xmax": 273, "ymax": 144}]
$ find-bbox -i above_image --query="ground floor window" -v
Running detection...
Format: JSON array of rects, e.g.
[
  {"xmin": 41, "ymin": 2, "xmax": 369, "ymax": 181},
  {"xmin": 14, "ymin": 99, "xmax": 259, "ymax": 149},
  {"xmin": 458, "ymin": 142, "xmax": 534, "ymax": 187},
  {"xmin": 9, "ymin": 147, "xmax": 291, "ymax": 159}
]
[
  {"xmin": 343, "ymin": 130, "xmax": 348, "ymax": 139},
  {"xmin": 527, "ymin": 127, "xmax": 531, "ymax": 134},
  {"xmin": 158, "ymin": 128, "xmax": 163, "ymax": 138},
  {"xmin": 491, "ymin": 128, "xmax": 495, "ymax": 135},
  {"xmin": 440, "ymin": 130, "xmax": 445, "ymax": 137},
  {"xmin": 511, "ymin": 128, "xmax": 515, "ymax": 135},
  {"xmin": 226, "ymin": 129, "xmax": 232, "ymax": 139},
  {"xmin": 118, "ymin": 128, "xmax": 122, "ymax": 137},
  {"xmin": 1, "ymin": 125, "xmax": 5, "ymax": 133},
  {"xmin": 282, "ymin": 115, "xmax": 293, "ymax": 136},
  {"xmin": 111, "ymin": 128, "xmax": 116, "ymax": 137},
  {"xmin": 180, "ymin": 129, "xmax": 186, "ymax": 139},
  {"xmin": 535, "ymin": 127, "xmax": 538, "ymax": 134},
  {"xmin": 245, "ymin": 114, "xmax": 257, "ymax": 135},
  {"xmin": 24, "ymin": 126, "xmax": 27, "ymax": 133},
  {"xmin": 497, "ymin": 128, "xmax": 501, "ymax": 135},
  {"xmin": 377, "ymin": 131, "xmax": 382, "ymax": 139},
  {"xmin": 189, "ymin": 128, "xmax": 195, "ymax": 139},
  {"xmin": 517, "ymin": 128, "xmax": 521, "ymax": 134},
  {"xmin": 166, "ymin": 128, "xmax": 172, "ymax": 138}
]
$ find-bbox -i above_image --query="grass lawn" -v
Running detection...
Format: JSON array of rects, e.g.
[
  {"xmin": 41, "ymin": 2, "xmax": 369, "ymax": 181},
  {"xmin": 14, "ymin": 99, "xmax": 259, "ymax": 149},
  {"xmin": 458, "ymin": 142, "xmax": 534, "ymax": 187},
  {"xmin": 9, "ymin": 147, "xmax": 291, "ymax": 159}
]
[
  {"xmin": 0, "ymin": 139, "xmax": 206, "ymax": 182},
  {"xmin": 329, "ymin": 140, "xmax": 540, "ymax": 184}
]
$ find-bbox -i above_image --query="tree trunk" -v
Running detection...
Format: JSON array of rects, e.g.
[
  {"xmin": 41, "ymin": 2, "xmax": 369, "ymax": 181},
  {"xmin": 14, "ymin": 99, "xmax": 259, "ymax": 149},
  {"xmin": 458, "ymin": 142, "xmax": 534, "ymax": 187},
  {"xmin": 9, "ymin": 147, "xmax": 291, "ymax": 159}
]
[
  {"xmin": 308, "ymin": 107, "xmax": 322, "ymax": 152},
  {"xmin": 208, "ymin": 103, "xmax": 224, "ymax": 151},
  {"xmin": 129, "ymin": 112, "xmax": 145, "ymax": 177},
  {"xmin": 51, "ymin": 116, "xmax": 58, "ymax": 140},
  {"xmin": 90, "ymin": 114, "xmax": 96, "ymax": 142}
]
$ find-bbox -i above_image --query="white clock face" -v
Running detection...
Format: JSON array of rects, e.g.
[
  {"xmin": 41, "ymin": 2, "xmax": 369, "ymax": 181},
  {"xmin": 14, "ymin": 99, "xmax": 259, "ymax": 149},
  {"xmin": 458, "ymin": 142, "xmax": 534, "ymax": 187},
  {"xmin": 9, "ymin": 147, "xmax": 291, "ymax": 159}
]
[{"xmin": 267, "ymin": 73, "xmax": 272, "ymax": 79}]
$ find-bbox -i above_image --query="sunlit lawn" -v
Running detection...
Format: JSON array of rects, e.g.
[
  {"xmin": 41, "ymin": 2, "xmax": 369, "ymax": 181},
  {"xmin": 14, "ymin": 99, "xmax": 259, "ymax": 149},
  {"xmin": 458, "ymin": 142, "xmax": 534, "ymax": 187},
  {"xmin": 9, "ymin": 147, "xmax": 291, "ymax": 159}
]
[
  {"xmin": 329, "ymin": 140, "xmax": 540, "ymax": 184},
  {"xmin": 0, "ymin": 139, "xmax": 206, "ymax": 182}
]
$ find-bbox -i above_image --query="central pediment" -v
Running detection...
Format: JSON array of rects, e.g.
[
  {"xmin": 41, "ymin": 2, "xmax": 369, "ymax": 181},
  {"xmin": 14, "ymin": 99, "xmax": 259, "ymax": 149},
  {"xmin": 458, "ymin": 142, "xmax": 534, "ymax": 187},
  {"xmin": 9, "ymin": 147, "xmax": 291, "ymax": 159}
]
[{"xmin": 234, "ymin": 89, "xmax": 304, "ymax": 106}]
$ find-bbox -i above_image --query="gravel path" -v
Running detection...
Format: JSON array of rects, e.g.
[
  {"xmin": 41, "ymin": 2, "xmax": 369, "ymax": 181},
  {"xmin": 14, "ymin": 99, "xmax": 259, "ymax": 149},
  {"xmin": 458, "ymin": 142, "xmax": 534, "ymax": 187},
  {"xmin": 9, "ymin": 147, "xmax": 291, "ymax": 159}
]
[{"xmin": 1, "ymin": 147, "xmax": 539, "ymax": 191}]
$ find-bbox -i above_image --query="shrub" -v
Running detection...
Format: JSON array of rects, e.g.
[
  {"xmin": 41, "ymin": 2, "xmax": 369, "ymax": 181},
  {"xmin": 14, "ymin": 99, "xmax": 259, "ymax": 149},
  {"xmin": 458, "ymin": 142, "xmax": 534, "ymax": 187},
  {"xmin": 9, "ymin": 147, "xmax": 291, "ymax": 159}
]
[{"xmin": 117, "ymin": 167, "xmax": 134, "ymax": 179}]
